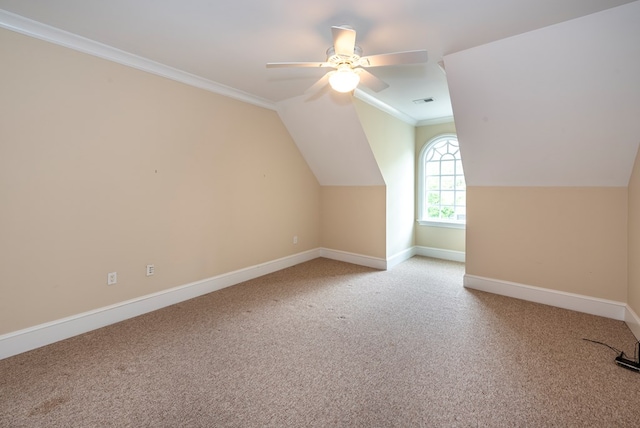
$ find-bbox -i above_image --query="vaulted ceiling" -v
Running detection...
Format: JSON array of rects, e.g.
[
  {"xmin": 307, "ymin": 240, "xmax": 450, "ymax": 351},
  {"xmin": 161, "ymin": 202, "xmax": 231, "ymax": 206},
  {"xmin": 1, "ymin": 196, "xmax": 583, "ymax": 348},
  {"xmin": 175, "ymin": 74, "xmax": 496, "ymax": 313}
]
[{"xmin": 0, "ymin": 0, "xmax": 635, "ymax": 124}]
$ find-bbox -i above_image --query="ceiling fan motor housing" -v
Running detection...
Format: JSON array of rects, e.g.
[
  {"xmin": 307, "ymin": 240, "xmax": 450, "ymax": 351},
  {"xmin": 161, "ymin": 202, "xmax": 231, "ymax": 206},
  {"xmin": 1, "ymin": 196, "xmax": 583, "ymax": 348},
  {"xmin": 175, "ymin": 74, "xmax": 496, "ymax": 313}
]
[{"xmin": 326, "ymin": 45, "xmax": 363, "ymax": 68}]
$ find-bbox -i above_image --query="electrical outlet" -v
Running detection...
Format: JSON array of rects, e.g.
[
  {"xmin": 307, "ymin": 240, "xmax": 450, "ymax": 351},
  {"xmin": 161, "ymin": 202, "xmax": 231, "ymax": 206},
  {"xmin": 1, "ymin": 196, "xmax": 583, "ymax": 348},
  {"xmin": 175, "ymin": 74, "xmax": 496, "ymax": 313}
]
[
  {"xmin": 293, "ymin": 235, "xmax": 298, "ymax": 244},
  {"xmin": 146, "ymin": 264, "xmax": 155, "ymax": 276},
  {"xmin": 107, "ymin": 272, "xmax": 117, "ymax": 285}
]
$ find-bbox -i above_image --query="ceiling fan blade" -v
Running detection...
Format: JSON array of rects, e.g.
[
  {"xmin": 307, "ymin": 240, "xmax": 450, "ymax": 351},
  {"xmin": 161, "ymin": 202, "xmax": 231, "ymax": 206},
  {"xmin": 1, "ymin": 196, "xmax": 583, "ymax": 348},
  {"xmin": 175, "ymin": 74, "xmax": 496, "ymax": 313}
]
[
  {"xmin": 305, "ymin": 72, "xmax": 332, "ymax": 94},
  {"xmin": 266, "ymin": 61, "xmax": 331, "ymax": 68},
  {"xmin": 357, "ymin": 69, "xmax": 389, "ymax": 92},
  {"xmin": 360, "ymin": 50, "xmax": 428, "ymax": 67},
  {"xmin": 331, "ymin": 26, "xmax": 356, "ymax": 56}
]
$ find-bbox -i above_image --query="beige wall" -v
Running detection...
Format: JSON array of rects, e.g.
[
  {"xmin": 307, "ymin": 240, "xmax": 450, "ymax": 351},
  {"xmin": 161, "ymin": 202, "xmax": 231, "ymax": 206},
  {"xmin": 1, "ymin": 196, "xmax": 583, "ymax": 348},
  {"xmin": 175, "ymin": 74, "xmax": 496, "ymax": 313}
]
[
  {"xmin": 628, "ymin": 147, "xmax": 640, "ymax": 316},
  {"xmin": 0, "ymin": 29, "xmax": 321, "ymax": 334},
  {"xmin": 416, "ymin": 122, "xmax": 457, "ymax": 149},
  {"xmin": 354, "ymin": 99, "xmax": 415, "ymax": 258},
  {"xmin": 320, "ymin": 186, "xmax": 386, "ymax": 259},
  {"xmin": 466, "ymin": 186, "xmax": 627, "ymax": 301},
  {"xmin": 415, "ymin": 227, "xmax": 465, "ymax": 253},
  {"xmin": 415, "ymin": 122, "xmax": 465, "ymax": 252}
]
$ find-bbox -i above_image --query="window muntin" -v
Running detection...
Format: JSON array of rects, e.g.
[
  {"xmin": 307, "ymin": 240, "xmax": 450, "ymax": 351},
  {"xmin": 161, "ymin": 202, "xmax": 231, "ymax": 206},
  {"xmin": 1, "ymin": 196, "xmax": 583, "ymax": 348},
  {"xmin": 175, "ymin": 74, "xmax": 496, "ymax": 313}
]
[{"xmin": 418, "ymin": 135, "xmax": 466, "ymax": 226}]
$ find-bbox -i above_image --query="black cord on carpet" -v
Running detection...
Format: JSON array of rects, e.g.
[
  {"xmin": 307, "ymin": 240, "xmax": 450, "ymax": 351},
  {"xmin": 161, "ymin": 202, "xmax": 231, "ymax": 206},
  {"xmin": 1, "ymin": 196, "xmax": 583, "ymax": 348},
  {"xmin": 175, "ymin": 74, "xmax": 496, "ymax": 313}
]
[{"xmin": 583, "ymin": 338, "xmax": 640, "ymax": 363}]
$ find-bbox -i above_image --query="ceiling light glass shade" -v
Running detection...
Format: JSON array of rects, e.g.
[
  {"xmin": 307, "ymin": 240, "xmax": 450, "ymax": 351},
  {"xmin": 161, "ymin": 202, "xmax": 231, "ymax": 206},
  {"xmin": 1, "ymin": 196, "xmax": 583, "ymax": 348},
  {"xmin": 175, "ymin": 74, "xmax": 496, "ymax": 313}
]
[{"xmin": 329, "ymin": 66, "xmax": 360, "ymax": 93}]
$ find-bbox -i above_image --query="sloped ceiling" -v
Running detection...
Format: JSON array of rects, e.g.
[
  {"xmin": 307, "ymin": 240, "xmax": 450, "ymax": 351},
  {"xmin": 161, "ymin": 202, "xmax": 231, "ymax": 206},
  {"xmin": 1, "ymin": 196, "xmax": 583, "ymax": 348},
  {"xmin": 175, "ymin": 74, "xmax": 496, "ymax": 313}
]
[
  {"xmin": 0, "ymin": 0, "xmax": 635, "ymax": 124},
  {"xmin": 445, "ymin": 1, "xmax": 640, "ymax": 187},
  {"xmin": 277, "ymin": 92, "xmax": 384, "ymax": 186}
]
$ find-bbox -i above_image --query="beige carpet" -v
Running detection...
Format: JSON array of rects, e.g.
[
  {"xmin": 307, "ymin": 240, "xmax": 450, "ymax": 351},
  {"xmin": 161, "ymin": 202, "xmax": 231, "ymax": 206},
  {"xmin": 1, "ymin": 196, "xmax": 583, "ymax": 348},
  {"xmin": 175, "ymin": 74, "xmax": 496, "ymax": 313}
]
[{"xmin": 1, "ymin": 257, "xmax": 639, "ymax": 427}]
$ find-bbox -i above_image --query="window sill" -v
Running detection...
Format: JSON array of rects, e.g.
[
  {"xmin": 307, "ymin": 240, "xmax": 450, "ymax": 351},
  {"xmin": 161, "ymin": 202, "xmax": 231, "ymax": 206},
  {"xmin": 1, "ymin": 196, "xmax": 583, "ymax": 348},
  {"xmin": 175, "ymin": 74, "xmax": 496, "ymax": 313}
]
[{"xmin": 417, "ymin": 220, "xmax": 466, "ymax": 229}]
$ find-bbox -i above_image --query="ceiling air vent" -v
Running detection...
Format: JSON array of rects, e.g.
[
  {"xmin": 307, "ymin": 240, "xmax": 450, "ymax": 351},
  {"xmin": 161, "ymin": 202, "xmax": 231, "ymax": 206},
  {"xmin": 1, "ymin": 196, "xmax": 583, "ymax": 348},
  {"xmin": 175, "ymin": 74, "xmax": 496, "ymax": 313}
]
[{"xmin": 413, "ymin": 97, "xmax": 434, "ymax": 104}]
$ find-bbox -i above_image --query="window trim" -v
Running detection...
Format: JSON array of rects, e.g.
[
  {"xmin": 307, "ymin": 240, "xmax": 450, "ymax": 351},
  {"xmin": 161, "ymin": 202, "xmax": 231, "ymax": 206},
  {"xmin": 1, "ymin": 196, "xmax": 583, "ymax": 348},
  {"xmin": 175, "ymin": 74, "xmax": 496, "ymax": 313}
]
[
  {"xmin": 417, "ymin": 133, "xmax": 466, "ymax": 228},
  {"xmin": 416, "ymin": 219, "xmax": 466, "ymax": 229}
]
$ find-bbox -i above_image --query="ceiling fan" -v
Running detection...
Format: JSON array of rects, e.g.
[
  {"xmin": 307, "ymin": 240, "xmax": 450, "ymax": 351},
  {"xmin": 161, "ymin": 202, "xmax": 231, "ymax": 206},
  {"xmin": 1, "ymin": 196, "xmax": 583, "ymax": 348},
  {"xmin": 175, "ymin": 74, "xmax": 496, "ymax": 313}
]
[{"xmin": 266, "ymin": 25, "xmax": 428, "ymax": 94}]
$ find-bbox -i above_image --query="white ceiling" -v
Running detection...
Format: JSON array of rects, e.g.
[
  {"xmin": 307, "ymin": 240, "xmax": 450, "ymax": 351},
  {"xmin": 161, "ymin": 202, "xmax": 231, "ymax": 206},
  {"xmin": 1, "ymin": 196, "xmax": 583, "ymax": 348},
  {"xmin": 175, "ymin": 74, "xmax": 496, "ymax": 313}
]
[
  {"xmin": 445, "ymin": 1, "xmax": 640, "ymax": 186},
  {"xmin": 0, "ymin": 0, "xmax": 635, "ymax": 124}
]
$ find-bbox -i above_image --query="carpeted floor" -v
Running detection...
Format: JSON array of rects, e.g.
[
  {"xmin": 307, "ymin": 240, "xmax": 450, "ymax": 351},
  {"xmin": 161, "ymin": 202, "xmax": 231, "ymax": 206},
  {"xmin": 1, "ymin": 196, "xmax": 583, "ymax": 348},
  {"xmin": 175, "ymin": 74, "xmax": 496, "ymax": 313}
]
[{"xmin": 1, "ymin": 256, "xmax": 639, "ymax": 427}]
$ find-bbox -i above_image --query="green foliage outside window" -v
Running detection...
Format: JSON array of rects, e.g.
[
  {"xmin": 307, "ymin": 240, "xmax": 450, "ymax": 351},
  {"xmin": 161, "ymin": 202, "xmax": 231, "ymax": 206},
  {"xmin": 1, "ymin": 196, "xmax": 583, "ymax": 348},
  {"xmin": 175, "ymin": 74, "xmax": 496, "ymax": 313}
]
[
  {"xmin": 420, "ymin": 135, "xmax": 466, "ymax": 224},
  {"xmin": 427, "ymin": 193, "xmax": 455, "ymax": 219}
]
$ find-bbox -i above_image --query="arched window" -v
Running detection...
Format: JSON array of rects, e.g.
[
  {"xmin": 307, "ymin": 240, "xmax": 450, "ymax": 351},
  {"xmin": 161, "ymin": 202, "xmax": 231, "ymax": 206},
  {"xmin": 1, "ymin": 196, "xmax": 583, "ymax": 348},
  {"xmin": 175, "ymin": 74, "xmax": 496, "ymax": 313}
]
[{"xmin": 418, "ymin": 134, "xmax": 466, "ymax": 227}]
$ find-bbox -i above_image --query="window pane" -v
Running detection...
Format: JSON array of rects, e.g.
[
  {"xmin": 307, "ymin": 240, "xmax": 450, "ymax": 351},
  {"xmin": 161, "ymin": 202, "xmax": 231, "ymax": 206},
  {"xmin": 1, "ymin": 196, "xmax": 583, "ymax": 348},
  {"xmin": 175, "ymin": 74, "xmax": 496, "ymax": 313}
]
[
  {"xmin": 426, "ymin": 161, "xmax": 439, "ymax": 175},
  {"xmin": 440, "ymin": 206, "xmax": 455, "ymax": 219},
  {"xmin": 441, "ymin": 176, "xmax": 454, "ymax": 190},
  {"xmin": 455, "ymin": 177, "xmax": 466, "ymax": 190},
  {"xmin": 441, "ymin": 160, "xmax": 455, "ymax": 175},
  {"xmin": 433, "ymin": 141, "xmax": 447, "ymax": 154},
  {"xmin": 456, "ymin": 191, "xmax": 466, "ymax": 205},
  {"xmin": 456, "ymin": 160, "xmax": 464, "ymax": 173},
  {"xmin": 441, "ymin": 191, "xmax": 454, "ymax": 205},
  {"xmin": 426, "ymin": 176, "xmax": 439, "ymax": 190},
  {"xmin": 427, "ymin": 192, "xmax": 440, "ymax": 205},
  {"xmin": 427, "ymin": 207, "xmax": 440, "ymax": 218}
]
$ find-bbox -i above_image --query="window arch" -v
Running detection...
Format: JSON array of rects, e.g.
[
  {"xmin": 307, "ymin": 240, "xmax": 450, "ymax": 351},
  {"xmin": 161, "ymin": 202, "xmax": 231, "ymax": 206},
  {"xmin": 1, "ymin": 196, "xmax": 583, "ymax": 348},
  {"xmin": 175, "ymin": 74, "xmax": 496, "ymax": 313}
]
[{"xmin": 417, "ymin": 134, "xmax": 466, "ymax": 227}]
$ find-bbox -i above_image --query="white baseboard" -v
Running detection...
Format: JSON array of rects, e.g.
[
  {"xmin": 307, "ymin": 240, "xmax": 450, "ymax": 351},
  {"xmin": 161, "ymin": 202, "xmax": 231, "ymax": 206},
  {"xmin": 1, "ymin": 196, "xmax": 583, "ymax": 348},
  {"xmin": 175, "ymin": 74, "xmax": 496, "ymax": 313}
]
[
  {"xmin": 387, "ymin": 247, "xmax": 417, "ymax": 270},
  {"xmin": 464, "ymin": 274, "xmax": 626, "ymax": 321},
  {"xmin": 319, "ymin": 248, "xmax": 387, "ymax": 270},
  {"xmin": 415, "ymin": 246, "xmax": 465, "ymax": 263},
  {"xmin": 319, "ymin": 246, "xmax": 463, "ymax": 270},
  {"xmin": 625, "ymin": 305, "xmax": 640, "ymax": 341},
  {"xmin": 7, "ymin": 246, "xmax": 631, "ymax": 361},
  {"xmin": 0, "ymin": 249, "xmax": 320, "ymax": 360}
]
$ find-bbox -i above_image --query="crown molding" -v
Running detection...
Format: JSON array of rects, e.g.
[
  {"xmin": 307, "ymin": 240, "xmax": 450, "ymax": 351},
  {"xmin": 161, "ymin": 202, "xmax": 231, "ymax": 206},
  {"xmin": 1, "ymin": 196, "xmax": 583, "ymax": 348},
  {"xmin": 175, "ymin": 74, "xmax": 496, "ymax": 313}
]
[
  {"xmin": 416, "ymin": 116, "xmax": 455, "ymax": 127},
  {"xmin": 353, "ymin": 89, "xmax": 417, "ymax": 126},
  {"xmin": 0, "ymin": 9, "xmax": 276, "ymax": 111}
]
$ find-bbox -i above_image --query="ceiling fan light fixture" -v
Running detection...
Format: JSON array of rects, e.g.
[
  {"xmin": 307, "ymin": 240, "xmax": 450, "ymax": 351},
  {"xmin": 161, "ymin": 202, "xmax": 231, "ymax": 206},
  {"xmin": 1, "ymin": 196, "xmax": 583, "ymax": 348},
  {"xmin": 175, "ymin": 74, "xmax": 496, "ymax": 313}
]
[
  {"xmin": 329, "ymin": 66, "xmax": 360, "ymax": 93},
  {"xmin": 266, "ymin": 25, "xmax": 427, "ymax": 96}
]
